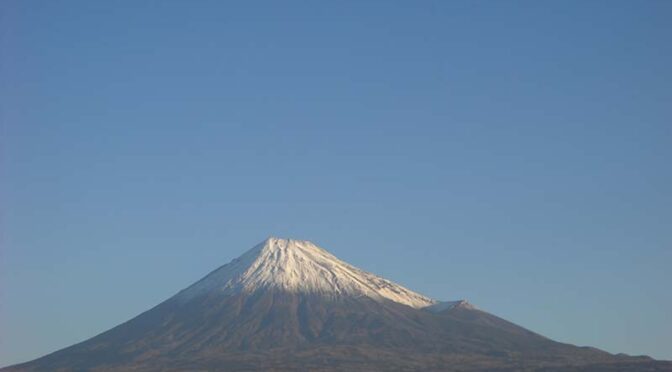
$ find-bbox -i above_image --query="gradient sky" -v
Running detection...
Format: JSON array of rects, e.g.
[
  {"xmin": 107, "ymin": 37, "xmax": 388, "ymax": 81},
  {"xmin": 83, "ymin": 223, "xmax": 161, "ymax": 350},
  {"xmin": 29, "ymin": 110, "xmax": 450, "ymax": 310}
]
[{"xmin": 1, "ymin": 0, "xmax": 671, "ymax": 366}]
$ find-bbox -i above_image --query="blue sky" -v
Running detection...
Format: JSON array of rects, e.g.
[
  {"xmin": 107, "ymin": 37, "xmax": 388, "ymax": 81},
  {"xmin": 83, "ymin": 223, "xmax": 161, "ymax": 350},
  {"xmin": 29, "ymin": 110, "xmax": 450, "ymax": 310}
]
[{"xmin": 1, "ymin": 0, "xmax": 670, "ymax": 366}]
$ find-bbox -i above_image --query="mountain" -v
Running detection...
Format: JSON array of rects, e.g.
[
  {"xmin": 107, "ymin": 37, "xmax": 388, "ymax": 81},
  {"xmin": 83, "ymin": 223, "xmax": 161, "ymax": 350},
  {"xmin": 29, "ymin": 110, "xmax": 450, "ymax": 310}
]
[{"xmin": 3, "ymin": 238, "xmax": 670, "ymax": 371}]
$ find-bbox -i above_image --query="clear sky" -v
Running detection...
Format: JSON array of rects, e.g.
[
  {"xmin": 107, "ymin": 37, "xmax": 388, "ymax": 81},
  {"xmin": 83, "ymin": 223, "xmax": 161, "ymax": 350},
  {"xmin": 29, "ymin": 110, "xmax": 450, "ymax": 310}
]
[{"xmin": 1, "ymin": 0, "xmax": 670, "ymax": 366}]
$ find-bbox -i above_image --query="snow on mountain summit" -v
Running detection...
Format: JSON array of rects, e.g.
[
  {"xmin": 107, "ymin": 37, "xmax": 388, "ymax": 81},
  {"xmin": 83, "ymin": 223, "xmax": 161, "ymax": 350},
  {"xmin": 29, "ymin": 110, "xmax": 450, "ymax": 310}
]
[{"xmin": 176, "ymin": 237, "xmax": 437, "ymax": 308}]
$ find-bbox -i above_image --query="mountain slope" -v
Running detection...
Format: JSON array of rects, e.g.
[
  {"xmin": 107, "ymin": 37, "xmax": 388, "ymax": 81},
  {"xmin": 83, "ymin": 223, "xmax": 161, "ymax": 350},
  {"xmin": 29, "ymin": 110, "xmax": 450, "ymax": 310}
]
[{"xmin": 3, "ymin": 238, "xmax": 670, "ymax": 371}]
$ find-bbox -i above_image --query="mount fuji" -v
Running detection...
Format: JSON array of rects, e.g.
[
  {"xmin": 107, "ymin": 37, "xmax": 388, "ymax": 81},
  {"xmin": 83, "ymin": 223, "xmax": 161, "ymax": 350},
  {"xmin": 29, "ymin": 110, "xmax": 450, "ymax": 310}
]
[{"xmin": 3, "ymin": 238, "xmax": 669, "ymax": 371}]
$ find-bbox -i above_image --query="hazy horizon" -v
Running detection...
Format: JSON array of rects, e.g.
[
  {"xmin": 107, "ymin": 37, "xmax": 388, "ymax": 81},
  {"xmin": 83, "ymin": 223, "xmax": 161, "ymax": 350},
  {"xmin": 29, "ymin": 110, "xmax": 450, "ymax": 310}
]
[{"xmin": 1, "ymin": 0, "xmax": 670, "ymax": 367}]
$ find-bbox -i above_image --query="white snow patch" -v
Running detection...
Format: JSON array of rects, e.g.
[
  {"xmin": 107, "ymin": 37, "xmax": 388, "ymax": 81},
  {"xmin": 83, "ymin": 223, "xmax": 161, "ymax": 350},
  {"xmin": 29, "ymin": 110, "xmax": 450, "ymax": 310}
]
[
  {"xmin": 176, "ymin": 237, "xmax": 437, "ymax": 309},
  {"xmin": 424, "ymin": 300, "xmax": 476, "ymax": 313}
]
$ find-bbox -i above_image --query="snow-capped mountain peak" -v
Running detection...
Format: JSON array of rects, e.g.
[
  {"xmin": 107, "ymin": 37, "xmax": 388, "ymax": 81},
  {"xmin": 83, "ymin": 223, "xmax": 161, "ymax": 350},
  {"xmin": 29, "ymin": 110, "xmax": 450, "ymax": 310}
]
[{"xmin": 176, "ymin": 237, "xmax": 437, "ymax": 308}]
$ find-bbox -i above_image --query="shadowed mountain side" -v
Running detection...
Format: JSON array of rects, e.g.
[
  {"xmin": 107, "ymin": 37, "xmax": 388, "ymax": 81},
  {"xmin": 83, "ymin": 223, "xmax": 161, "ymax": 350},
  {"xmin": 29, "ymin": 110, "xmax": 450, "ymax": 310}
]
[{"xmin": 4, "ymin": 292, "xmax": 670, "ymax": 371}]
